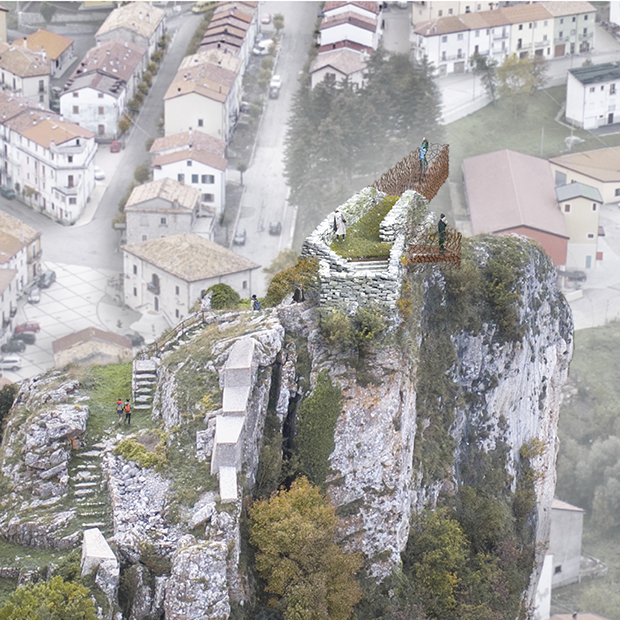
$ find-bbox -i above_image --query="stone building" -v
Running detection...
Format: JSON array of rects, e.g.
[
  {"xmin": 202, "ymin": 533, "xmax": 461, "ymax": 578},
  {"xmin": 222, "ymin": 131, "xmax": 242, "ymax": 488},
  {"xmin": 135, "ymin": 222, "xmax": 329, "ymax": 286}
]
[
  {"xmin": 549, "ymin": 498, "xmax": 585, "ymax": 589},
  {"xmin": 0, "ymin": 41, "xmax": 50, "ymax": 106},
  {"xmin": 13, "ymin": 30, "xmax": 74, "ymax": 78},
  {"xmin": 0, "ymin": 211, "xmax": 42, "ymax": 289},
  {"xmin": 53, "ymin": 327, "xmax": 133, "ymax": 368}
]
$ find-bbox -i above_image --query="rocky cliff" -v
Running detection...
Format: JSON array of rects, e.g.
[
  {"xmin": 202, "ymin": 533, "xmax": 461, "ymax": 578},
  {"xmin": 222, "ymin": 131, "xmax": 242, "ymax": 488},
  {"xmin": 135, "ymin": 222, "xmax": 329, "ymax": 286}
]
[{"xmin": 0, "ymin": 234, "xmax": 572, "ymax": 619}]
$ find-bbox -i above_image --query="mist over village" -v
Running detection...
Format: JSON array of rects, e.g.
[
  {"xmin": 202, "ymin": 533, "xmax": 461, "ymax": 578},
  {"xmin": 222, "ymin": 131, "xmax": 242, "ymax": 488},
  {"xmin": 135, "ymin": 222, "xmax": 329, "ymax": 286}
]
[{"xmin": 0, "ymin": 1, "xmax": 618, "ymax": 619}]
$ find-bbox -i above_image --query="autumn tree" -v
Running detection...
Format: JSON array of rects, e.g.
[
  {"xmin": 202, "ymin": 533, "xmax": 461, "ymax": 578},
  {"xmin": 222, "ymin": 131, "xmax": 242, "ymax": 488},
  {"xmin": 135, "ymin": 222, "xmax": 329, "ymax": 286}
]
[
  {"xmin": 497, "ymin": 54, "xmax": 537, "ymax": 119},
  {"xmin": 0, "ymin": 576, "xmax": 97, "ymax": 620},
  {"xmin": 249, "ymin": 477, "xmax": 362, "ymax": 620}
]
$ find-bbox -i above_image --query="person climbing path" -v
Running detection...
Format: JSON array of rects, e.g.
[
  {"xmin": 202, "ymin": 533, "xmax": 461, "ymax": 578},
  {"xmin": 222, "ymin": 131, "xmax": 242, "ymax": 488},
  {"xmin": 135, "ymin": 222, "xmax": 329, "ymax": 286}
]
[
  {"xmin": 124, "ymin": 399, "xmax": 132, "ymax": 426},
  {"xmin": 116, "ymin": 398, "xmax": 124, "ymax": 426}
]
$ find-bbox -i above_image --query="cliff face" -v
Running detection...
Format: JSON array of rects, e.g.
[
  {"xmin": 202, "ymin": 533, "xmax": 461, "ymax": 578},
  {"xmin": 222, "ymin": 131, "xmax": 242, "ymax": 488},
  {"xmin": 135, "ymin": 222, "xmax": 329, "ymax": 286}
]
[{"xmin": 0, "ymin": 235, "xmax": 572, "ymax": 618}]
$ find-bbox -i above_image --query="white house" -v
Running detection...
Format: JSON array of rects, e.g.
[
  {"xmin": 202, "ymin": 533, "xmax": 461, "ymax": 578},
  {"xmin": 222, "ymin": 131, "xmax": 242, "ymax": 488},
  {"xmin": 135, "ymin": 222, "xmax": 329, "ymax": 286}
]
[
  {"xmin": 164, "ymin": 61, "xmax": 237, "ymax": 141},
  {"xmin": 611, "ymin": 1, "xmax": 620, "ymax": 28},
  {"xmin": 504, "ymin": 3, "xmax": 554, "ymax": 60},
  {"xmin": 0, "ymin": 92, "xmax": 97, "ymax": 224},
  {"xmin": 566, "ymin": 62, "xmax": 620, "ymax": 129},
  {"xmin": 310, "ymin": 48, "xmax": 367, "ymax": 89},
  {"xmin": 0, "ymin": 41, "xmax": 50, "ymax": 106},
  {"xmin": 95, "ymin": 2, "xmax": 166, "ymax": 58},
  {"xmin": 60, "ymin": 71, "xmax": 128, "ymax": 141},
  {"xmin": 411, "ymin": 1, "xmax": 500, "ymax": 23},
  {"xmin": 150, "ymin": 130, "xmax": 228, "ymax": 217},
  {"xmin": 0, "ymin": 211, "xmax": 42, "ymax": 287},
  {"xmin": 323, "ymin": 1, "xmax": 381, "ymax": 21},
  {"xmin": 0, "ymin": 269, "xmax": 18, "ymax": 346},
  {"xmin": 123, "ymin": 233, "xmax": 260, "ymax": 325},
  {"xmin": 549, "ymin": 498, "xmax": 585, "ymax": 589},
  {"xmin": 319, "ymin": 11, "xmax": 381, "ymax": 49},
  {"xmin": 542, "ymin": 1, "xmax": 596, "ymax": 58},
  {"xmin": 125, "ymin": 177, "xmax": 200, "ymax": 245},
  {"xmin": 13, "ymin": 30, "xmax": 75, "ymax": 78}
]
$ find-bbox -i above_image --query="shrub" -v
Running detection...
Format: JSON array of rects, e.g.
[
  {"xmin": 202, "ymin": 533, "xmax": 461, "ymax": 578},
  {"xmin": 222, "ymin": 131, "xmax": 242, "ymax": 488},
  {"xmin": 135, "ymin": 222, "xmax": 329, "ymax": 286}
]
[
  {"xmin": 119, "ymin": 182, "xmax": 136, "ymax": 211},
  {"xmin": 134, "ymin": 164, "xmax": 150, "ymax": 184},
  {"xmin": 151, "ymin": 49, "xmax": 164, "ymax": 64},
  {"xmin": 320, "ymin": 308, "xmax": 355, "ymax": 350},
  {"xmin": 114, "ymin": 432, "xmax": 168, "ymax": 470},
  {"xmin": 0, "ymin": 576, "xmax": 97, "ymax": 620},
  {"xmin": 261, "ymin": 56, "xmax": 274, "ymax": 71},
  {"xmin": 145, "ymin": 137, "xmax": 155, "ymax": 152},
  {"xmin": 0, "ymin": 384, "xmax": 18, "ymax": 438},
  {"xmin": 147, "ymin": 61, "xmax": 158, "ymax": 74},
  {"xmin": 207, "ymin": 283, "xmax": 240, "ymax": 309},
  {"xmin": 352, "ymin": 304, "xmax": 387, "ymax": 350},
  {"xmin": 138, "ymin": 81, "xmax": 149, "ymax": 95},
  {"xmin": 264, "ymin": 257, "xmax": 318, "ymax": 306},
  {"xmin": 295, "ymin": 371, "xmax": 342, "ymax": 486},
  {"xmin": 143, "ymin": 71, "xmax": 153, "ymax": 86},
  {"xmin": 118, "ymin": 115, "xmax": 131, "ymax": 135}
]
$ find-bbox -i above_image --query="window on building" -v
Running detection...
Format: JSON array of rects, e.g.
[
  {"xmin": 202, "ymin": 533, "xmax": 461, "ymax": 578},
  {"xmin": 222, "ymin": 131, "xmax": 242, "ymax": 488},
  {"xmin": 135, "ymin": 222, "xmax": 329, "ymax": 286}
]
[
  {"xmin": 475, "ymin": 29, "xmax": 480, "ymax": 37},
  {"xmin": 187, "ymin": 160, "xmax": 192, "ymax": 166},
  {"xmin": 611, "ymin": 84, "xmax": 617, "ymax": 94},
  {"xmin": 560, "ymin": 18, "xmax": 564, "ymax": 24},
  {"xmin": 544, "ymin": 20, "xmax": 548, "ymax": 26},
  {"xmin": 72, "ymin": 106, "xmax": 78, "ymax": 114},
  {"xmin": 142, "ymin": 234, "xmax": 148, "ymax": 241},
  {"xmin": 202, "ymin": 174, "xmax": 215, "ymax": 184},
  {"xmin": 160, "ymin": 217, "xmax": 167, "ymax": 225},
  {"xmin": 584, "ymin": 28, "xmax": 588, "ymax": 35},
  {"xmin": 68, "ymin": 155, "xmax": 73, "ymax": 163},
  {"xmin": 69, "ymin": 197, "xmax": 76, "ymax": 205},
  {"xmin": 98, "ymin": 106, "xmax": 104, "ymax": 115},
  {"xmin": 543, "ymin": 34, "xmax": 547, "ymax": 41},
  {"xmin": 133, "ymin": 265, "xmax": 137, "ymax": 275},
  {"xmin": 98, "ymin": 92, "xmax": 104, "ymax": 98},
  {"xmin": 457, "ymin": 33, "xmax": 463, "ymax": 40},
  {"xmin": 438, "ymin": 9, "xmax": 442, "ymax": 16},
  {"xmin": 73, "ymin": 92, "xmax": 79, "ymax": 98},
  {"xmin": 448, "ymin": 8, "xmax": 453, "ymax": 14},
  {"xmin": 441, "ymin": 35, "xmax": 447, "ymax": 43},
  {"xmin": 554, "ymin": 566, "xmax": 562, "ymax": 575},
  {"xmin": 442, "ymin": 50, "xmax": 446, "ymax": 60},
  {"xmin": 191, "ymin": 174, "xmax": 198, "ymax": 183},
  {"xmin": 177, "ymin": 173, "xmax": 185, "ymax": 183},
  {"xmin": 564, "ymin": 204, "xmax": 571, "ymax": 212},
  {"xmin": 242, "ymin": 280, "xmax": 247, "ymax": 289},
  {"xmin": 572, "ymin": 16, "xmax": 576, "ymax": 22},
  {"xmin": 457, "ymin": 48, "xmax": 463, "ymax": 58},
  {"xmin": 198, "ymin": 119, "xmax": 204, "ymax": 127},
  {"xmin": 590, "ymin": 86, "xmax": 595, "ymax": 93},
  {"xmin": 587, "ymin": 233, "xmax": 595, "ymax": 238},
  {"xmin": 202, "ymin": 193, "xmax": 215, "ymax": 202},
  {"xmin": 174, "ymin": 286, "xmax": 180, "ymax": 296},
  {"xmin": 585, "ymin": 14, "xmax": 589, "ymax": 20},
  {"xmin": 560, "ymin": 31, "xmax": 563, "ymax": 38},
  {"xmin": 529, "ymin": 22, "xmax": 533, "ymax": 29},
  {"xmin": 68, "ymin": 174, "xmax": 74, "ymax": 186},
  {"xmin": 133, "ymin": 287, "xmax": 137, "ymax": 296},
  {"xmin": 519, "ymin": 24, "xmax": 523, "ymax": 30},
  {"xmin": 98, "ymin": 124, "xmax": 105, "ymax": 135},
  {"xmin": 602, "ymin": 85, "xmax": 605, "ymax": 91},
  {"xmin": 38, "ymin": 80, "xmax": 44, "ymax": 92},
  {"xmin": 175, "ymin": 309, "xmax": 180, "ymax": 318},
  {"xmin": 465, "ymin": 6, "xmax": 470, "ymax": 13},
  {"xmin": 477, "ymin": 3, "xmax": 481, "ymax": 8},
  {"xmin": 592, "ymin": 203, "xmax": 597, "ymax": 211}
]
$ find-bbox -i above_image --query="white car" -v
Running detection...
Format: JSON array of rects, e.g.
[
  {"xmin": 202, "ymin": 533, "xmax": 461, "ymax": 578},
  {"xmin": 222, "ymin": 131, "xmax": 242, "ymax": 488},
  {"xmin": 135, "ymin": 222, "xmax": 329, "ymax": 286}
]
[
  {"xmin": 0, "ymin": 355, "xmax": 22, "ymax": 371},
  {"xmin": 94, "ymin": 166, "xmax": 106, "ymax": 180}
]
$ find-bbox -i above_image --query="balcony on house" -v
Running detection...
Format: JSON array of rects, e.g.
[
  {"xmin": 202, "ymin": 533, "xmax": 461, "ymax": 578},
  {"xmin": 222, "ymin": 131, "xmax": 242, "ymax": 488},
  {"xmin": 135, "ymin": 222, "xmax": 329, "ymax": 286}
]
[{"xmin": 147, "ymin": 277, "xmax": 160, "ymax": 296}]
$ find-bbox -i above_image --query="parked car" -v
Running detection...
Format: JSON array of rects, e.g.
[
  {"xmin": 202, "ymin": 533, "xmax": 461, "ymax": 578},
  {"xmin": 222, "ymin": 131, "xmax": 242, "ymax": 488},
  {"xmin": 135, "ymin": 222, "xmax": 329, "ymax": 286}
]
[
  {"xmin": 561, "ymin": 270, "xmax": 587, "ymax": 282},
  {"xmin": 192, "ymin": 0, "xmax": 216, "ymax": 12},
  {"xmin": 39, "ymin": 270, "xmax": 56, "ymax": 288},
  {"xmin": 261, "ymin": 12, "xmax": 271, "ymax": 24},
  {"xmin": 1, "ymin": 339, "xmax": 25, "ymax": 353},
  {"xmin": 94, "ymin": 166, "xmax": 106, "ymax": 180},
  {"xmin": 15, "ymin": 321, "xmax": 40, "ymax": 333},
  {"xmin": 110, "ymin": 141, "xmax": 122, "ymax": 153},
  {"xmin": 269, "ymin": 221, "xmax": 282, "ymax": 235},
  {"xmin": 252, "ymin": 40, "xmax": 272, "ymax": 56},
  {"xmin": 28, "ymin": 287, "xmax": 41, "ymax": 304},
  {"xmin": 124, "ymin": 333, "xmax": 145, "ymax": 347},
  {"xmin": 0, "ymin": 355, "xmax": 22, "ymax": 371},
  {"xmin": 269, "ymin": 75, "xmax": 282, "ymax": 99},
  {"xmin": 12, "ymin": 332, "xmax": 36, "ymax": 344},
  {"xmin": 233, "ymin": 229, "xmax": 247, "ymax": 245},
  {"xmin": 0, "ymin": 186, "xmax": 16, "ymax": 200}
]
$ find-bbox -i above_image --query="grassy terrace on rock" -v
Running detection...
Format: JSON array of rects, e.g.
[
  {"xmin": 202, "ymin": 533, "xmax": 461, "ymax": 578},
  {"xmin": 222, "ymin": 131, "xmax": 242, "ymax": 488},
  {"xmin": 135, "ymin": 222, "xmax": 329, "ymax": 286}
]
[{"xmin": 330, "ymin": 195, "xmax": 398, "ymax": 259}]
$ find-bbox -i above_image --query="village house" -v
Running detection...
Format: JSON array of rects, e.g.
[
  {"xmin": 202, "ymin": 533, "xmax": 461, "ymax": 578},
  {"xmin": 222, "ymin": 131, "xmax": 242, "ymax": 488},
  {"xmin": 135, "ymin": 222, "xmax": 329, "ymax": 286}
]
[
  {"xmin": 463, "ymin": 149, "xmax": 569, "ymax": 266},
  {"xmin": 411, "ymin": 1, "xmax": 500, "ymax": 23},
  {"xmin": 13, "ymin": 30, "xmax": 74, "ymax": 78},
  {"xmin": 0, "ymin": 41, "xmax": 50, "ymax": 106},
  {"xmin": 319, "ymin": 10, "xmax": 381, "ymax": 49},
  {"xmin": 0, "ymin": 92, "xmax": 97, "ymax": 223},
  {"xmin": 124, "ymin": 177, "xmax": 200, "ymax": 245},
  {"xmin": 53, "ymin": 327, "xmax": 133, "ymax": 368},
  {"xmin": 549, "ymin": 498, "xmax": 585, "ymax": 589},
  {"xmin": 0, "ymin": 269, "xmax": 17, "ymax": 346},
  {"xmin": 555, "ymin": 182, "xmax": 602, "ymax": 269},
  {"xmin": 0, "ymin": 5, "xmax": 7, "ymax": 44},
  {"xmin": 550, "ymin": 147, "xmax": 620, "ymax": 204},
  {"xmin": 566, "ymin": 62, "xmax": 620, "ymax": 129},
  {"xmin": 543, "ymin": 1, "xmax": 595, "ymax": 57},
  {"xmin": 123, "ymin": 234, "xmax": 260, "ymax": 325},
  {"xmin": 0, "ymin": 211, "xmax": 42, "ymax": 292},
  {"xmin": 150, "ymin": 129, "xmax": 227, "ymax": 218},
  {"xmin": 310, "ymin": 47, "xmax": 367, "ymax": 88},
  {"xmin": 95, "ymin": 2, "xmax": 166, "ymax": 59}
]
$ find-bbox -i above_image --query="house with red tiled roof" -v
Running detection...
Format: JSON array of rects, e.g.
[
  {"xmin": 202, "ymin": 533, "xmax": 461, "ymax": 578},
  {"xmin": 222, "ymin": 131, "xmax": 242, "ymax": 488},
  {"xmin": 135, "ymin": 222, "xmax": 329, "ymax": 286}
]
[
  {"xmin": 13, "ymin": 30, "xmax": 74, "ymax": 77},
  {"xmin": 323, "ymin": 1, "xmax": 380, "ymax": 19},
  {"xmin": 310, "ymin": 47, "xmax": 367, "ymax": 89},
  {"xmin": 463, "ymin": 149, "xmax": 569, "ymax": 266},
  {"xmin": 53, "ymin": 327, "xmax": 133, "ymax": 368},
  {"xmin": 319, "ymin": 10, "xmax": 381, "ymax": 49},
  {"xmin": 0, "ymin": 41, "xmax": 51, "ymax": 106},
  {"xmin": 150, "ymin": 129, "xmax": 227, "ymax": 217}
]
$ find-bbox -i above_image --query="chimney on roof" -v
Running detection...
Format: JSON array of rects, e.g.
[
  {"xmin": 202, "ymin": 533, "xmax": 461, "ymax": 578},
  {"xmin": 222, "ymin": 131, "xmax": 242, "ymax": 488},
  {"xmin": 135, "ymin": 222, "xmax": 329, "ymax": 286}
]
[
  {"xmin": 139, "ymin": 11, "xmax": 143, "ymax": 20},
  {"xmin": 147, "ymin": 13, "xmax": 151, "ymax": 23},
  {"xmin": 22, "ymin": 38, "xmax": 27, "ymax": 48}
]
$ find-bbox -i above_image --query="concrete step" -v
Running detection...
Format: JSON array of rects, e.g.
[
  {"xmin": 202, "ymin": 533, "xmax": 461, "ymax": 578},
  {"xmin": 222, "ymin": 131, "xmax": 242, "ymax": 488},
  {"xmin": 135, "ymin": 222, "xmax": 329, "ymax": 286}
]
[
  {"xmin": 81, "ymin": 521, "xmax": 107, "ymax": 528},
  {"xmin": 74, "ymin": 488, "xmax": 96, "ymax": 497},
  {"xmin": 76, "ymin": 464, "xmax": 100, "ymax": 470},
  {"xmin": 78, "ymin": 450, "xmax": 102, "ymax": 458},
  {"xmin": 135, "ymin": 395, "xmax": 152, "ymax": 403},
  {"xmin": 74, "ymin": 482, "xmax": 98, "ymax": 488},
  {"xmin": 134, "ymin": 372, "xmax": 157, "ymax": 380}
]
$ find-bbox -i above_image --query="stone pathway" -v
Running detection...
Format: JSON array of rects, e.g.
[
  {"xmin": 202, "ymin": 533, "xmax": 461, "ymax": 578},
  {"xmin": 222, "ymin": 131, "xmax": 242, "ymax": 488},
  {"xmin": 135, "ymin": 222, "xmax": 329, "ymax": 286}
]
[
  {"xmin": 68, "ymin": 441, "xmax": 113, "ymax": 538},
  {"xmin": 133, "ymin": 359, "xmax": 159, "ymax": 411}
]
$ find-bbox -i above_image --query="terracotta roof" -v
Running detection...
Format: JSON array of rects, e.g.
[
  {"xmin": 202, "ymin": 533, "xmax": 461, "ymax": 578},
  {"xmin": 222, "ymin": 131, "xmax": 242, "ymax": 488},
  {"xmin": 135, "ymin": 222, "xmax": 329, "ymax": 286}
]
[
  {"xmin": 0, "ymin": 211, "xmax": 41, "ymax": 245},
  {"xmin": 0, "ymin": 269, "xmax": 17, "ymax": 295},
  {"xmin": 311, "ymin": 48, "xmax": 367, "ymax": 76},
  {"xmin": 213, "ymin": 6, "xmax": 253, "ymax": 23},
  {"xmin": 500, "ymin": 3, "xmax": 552, "ymax": 23},
  {"xmin": 550, "ymin": 147, "xmax": 620, "ymax": 183},
  {"xmin": 214, "ymin": 1, "xmax": 257, "ymax": 18},
  {"xmin": 0, "ymin": 91, "xmax": 37, "ymax": 123},
  {"xmin": 96, "ymin": 2, "xmax": 165, "ymax": 41},
  {"xmin": 150, "ymin": 129, "xmax": 226, "ymax": 158},
  {"xmin": 323, "ymin": 1, "xmax": 380, "ymax": 15},
  {"xmin": 0, "ymin": 231, "xmax": 26, "ymax": 264},
  {"xmin": 152, "ymin": 147, "xmax": 228, "ymax": 172},
  {"xmin": 414, "ymin": 16, "xmax": 471, "ymax": 36},
  {"xmin": 13, "ymin": 29, "xmax": 73, "ymax": 61},
  {"xmin": 317, "ymin": 40, "xmax": 374, "ymax": 54},
  {"xmin": 552, "ymin": 498, "xmax": 585, "ymax": 513},
  {"xmin": 125, "ymin": 178, "xmax": 200, "ymax": 212},
  {"xmin": 67, "ymin": 39, "xmax": 146, "ymax": 84},
  {"xmin": 198, "ymin": 34, "xmax": 242, "ymax": 50},
  {"xmin": 206, "ymin": 23, "xmax": 246, "ymax": 40},
  {"xmin": 463, "ymin": 149, "xmax": 569, "ymax": 238},
  {"xmin": 7, "ymin": 114, "xmax": 93, "ymax": 148},
  {"xmin": 208, "ymin": 14, "xmax": 250, "ymax": 33},
  {"xmin": 62, "ymin": 70, "xmax": 126, "ymax": 98},
  {"xmin": 320, "ymin": 11, "xmax": 378, "ymax": 32},
  {"xmin": 123, "ymin": 234, "xmax": 260, "ymax": 281},
  {"xmin": 53, "ymin": 327, "xmax": 132, "ymax": 355},
  {"xmin": 540, "ymin": 1, "xmax": 595, "ymax": 17},
  {"xmin": 164, "ymin": 62, "xmax": 233, "ymax": 103},
  {"xmin": 568, "ymin": 62, "xmax": 620, "ymax": 85},
  {"xmin": 0, "ymin": 41, "xmax": 50, "ymax": 77},
  {"xmin": 180, "ymin": 49, "xmax": 241, "ymax": 74}
]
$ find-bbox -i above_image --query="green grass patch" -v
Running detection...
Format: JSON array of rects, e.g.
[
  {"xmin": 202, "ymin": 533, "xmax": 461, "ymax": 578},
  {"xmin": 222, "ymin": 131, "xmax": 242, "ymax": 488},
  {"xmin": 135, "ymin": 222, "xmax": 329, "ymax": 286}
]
[
  {"xmin": 114, "ymin": 431, "xmax": 168, "ymax": 470},
  {"xmin": 330, "ymin": 195, "xmax": 398, "ymax": 259}
]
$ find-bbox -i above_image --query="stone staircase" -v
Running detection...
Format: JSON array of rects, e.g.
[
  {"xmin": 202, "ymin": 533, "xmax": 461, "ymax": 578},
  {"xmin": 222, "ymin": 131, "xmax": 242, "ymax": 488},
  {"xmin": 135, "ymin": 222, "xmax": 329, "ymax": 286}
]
[
  {"xmin": 132, "ymin": 358, "xmax": 159, "ymax": 410},
  {"xmin": 348, "ymin": 258, "xmax": 390, "ymax": 272},
  {"xmin": 69, "ymin": 442, "xmax": 113, "ymax": 538}
]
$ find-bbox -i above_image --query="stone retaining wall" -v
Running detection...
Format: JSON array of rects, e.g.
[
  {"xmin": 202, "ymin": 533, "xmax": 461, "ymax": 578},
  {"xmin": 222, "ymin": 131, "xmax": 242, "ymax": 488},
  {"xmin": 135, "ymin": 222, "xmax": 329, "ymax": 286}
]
[{"xmin": 301, "ymin": 188, "xmax": 431, "ymax": 311}]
